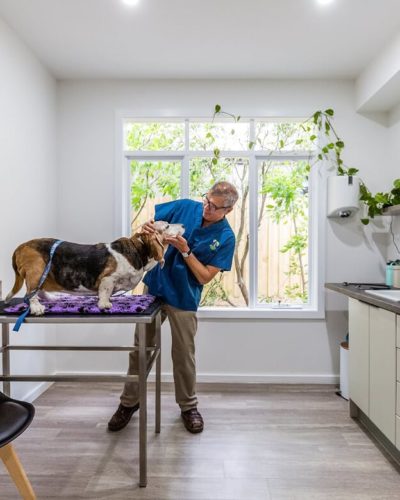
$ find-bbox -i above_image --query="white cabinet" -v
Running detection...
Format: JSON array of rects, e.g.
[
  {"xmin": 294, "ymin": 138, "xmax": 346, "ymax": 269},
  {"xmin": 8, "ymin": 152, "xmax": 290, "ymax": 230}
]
[
  {"xmin": 369, "ymin": 306, "xmax": 396, "ymax": 443},
  {"xmin": 397, "ymin": 318, "xmax": 400, "ymax": 449},
  {"xmin": 349, "ymin": 298, "xmax": 370, "ymax": 415},
  {"xmin": 348, "ymin": 299, "xmax": 396, "ymax": 445}
]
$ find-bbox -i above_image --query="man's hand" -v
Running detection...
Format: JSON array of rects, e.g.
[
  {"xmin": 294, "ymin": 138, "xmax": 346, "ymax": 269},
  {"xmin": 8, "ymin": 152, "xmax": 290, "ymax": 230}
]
[
  {"xmin": 165, "ymin": 234, "xmax": 221, "ymax": 285},
  {"xmin": 164, "ymin": 235, "xmax": 190, "ymax": 253},
  {"xmin": 140, "ymin": 219, "xmax": 156, "ymax": 234}
]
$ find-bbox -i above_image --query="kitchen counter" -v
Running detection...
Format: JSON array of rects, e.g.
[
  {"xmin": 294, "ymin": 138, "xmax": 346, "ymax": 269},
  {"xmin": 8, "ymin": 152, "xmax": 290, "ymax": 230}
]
[
  {"xmin": 325, "ymin": 283, "xmax": 400, "ymax": 315},
  {"xmin": 327, "ymin": 282, "xmax": 400, "ymax": 461}
]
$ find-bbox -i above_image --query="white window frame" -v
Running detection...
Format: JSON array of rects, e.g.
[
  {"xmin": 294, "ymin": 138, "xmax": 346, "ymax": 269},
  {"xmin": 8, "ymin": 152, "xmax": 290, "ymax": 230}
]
[{"xmin": 115, "ymin": 111, "xmax": 326, "ymax": 319}]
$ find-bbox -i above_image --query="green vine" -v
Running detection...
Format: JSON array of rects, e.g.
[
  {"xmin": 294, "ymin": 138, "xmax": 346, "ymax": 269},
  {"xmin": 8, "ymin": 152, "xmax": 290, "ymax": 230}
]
[
  {"xmin": 310, "ymin": 109, "xmax": 400, "ymax": 224},
  {"xmin": 308, "ymin": 109, "xmax": 359, "ymax": 177},
  {"xmin": 213, "ymin": 105, "xmax": 400, "ymax": 226},
  {"xmin": 359, "ymin": 180, "xmax": 400, "ymax": 224}
]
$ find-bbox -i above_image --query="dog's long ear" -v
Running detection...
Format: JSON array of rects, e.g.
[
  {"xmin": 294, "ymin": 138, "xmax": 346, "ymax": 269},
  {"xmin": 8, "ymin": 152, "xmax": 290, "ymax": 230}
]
[{"xmin": 142, "ymin": 233, "xmax": 165, "ymax": 268}]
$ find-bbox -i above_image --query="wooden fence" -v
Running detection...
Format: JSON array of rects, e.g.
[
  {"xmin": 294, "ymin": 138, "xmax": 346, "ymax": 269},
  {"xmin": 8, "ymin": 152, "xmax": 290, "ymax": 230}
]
[{"xmin": 131, "ymin": 197, "xmax": 308, "ymax": 306}]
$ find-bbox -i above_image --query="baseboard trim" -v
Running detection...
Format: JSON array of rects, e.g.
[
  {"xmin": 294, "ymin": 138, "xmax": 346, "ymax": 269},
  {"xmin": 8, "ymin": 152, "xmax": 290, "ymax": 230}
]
[
  {"xmin": 194, "ymin": 374, "xmax": 338, "ymax": 384},
  {"xmin": 55, "ymin": 371, "xmax": 339, "ymax": 385},
  {"xmin": 24, "ymin": 381, "xmax": 54, "ymax": 403},
  {"xmin": 356, "ymin": 404, "xmax": 400, "ymax": 469},
  {"xmin": 7, "ymin": 373, "xmax": 338, "ymax": 404}
]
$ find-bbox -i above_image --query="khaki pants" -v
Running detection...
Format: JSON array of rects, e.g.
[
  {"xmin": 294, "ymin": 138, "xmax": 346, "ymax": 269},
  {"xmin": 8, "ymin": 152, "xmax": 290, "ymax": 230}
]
[{"xmin": 120, "ymin": 302, "xmax": 198, "ymax": 412}]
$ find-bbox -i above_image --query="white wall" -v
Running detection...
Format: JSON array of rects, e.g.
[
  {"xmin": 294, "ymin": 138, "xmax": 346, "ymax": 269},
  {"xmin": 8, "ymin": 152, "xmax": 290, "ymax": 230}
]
[
  {"xmin": 386, "ymin": 104, "xmax": 400, "ymax": 261},
  {"xmin": 55, "ymin": 79, "xmax": 394, "ymax": 385},
  {"xmin": 356, "ymin": 32, "xmax": 400, "ymax": 113},
  {"xmin": 0, "ymin": 18, "xmax": 57, "ymax": 400}
]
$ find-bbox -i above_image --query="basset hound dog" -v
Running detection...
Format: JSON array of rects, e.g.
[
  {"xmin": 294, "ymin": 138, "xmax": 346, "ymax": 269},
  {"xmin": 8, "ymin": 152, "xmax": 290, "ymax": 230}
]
[{"xmin": 5, "ymin": 221, "xmax": 184, "ymax": 315}]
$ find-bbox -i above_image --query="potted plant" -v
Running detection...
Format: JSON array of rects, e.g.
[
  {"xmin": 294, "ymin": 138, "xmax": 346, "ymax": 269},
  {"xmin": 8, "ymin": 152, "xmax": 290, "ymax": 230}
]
[
  {"xmin": 301, "ymin": 109, "xmax": 400, "ymax": 224},
  {"xmin": 359, "ymin": 179, "xmax": 400, "ymax": 224}
]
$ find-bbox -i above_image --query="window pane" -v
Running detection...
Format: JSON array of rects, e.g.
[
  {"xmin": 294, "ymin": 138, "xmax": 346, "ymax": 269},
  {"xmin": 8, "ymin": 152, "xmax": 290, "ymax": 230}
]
[
  {"xmin": 189, "ymin": 158, "xmax": 249, "ymax": 308},
  {"xmin": 124, "ymin": 122, "xmax": 185, "ymax": 151},
  {"xmin": 189, "ymin": 122, "xmax": 250, "ymax": 151},
  {"xmin": 255, "ymin": 121, "xmax": 316, "ymax": 151},
  {"xmin": 130, "ymin": 160, "xmax": 181, "ymax": 293},
  {"xmin": 257, "ymin": 160, "xmax": 309, "ymax": 304}
]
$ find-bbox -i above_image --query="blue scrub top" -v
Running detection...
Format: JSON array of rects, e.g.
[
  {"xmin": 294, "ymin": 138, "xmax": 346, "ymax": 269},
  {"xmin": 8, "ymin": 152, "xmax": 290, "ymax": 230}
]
[{"xmin": 143, "ymin": 199, "xmax": 236, "ymax": 311}]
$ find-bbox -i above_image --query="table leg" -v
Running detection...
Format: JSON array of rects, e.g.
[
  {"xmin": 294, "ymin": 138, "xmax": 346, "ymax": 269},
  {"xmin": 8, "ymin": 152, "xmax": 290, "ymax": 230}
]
[
  {"xmin": 138, "ymin": 323, "xmax": 147, "ymax": 487},
  {"xmin": 155, "ymin": 312, "xmax": 161, "ymax": 434},
  {"xmin": 2, "ymin": 323, "xmax": 10, "ymax": 396}
]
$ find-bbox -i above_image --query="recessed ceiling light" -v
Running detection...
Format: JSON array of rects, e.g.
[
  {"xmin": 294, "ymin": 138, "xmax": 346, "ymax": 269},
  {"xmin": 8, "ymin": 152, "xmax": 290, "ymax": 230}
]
[
  {"xmin": 122, "ymin": 0, "xmax": 140, "ymax": 6},
  {"xmin": 317, "ymin": 0, "xmax": 334, "ymax": 5}
]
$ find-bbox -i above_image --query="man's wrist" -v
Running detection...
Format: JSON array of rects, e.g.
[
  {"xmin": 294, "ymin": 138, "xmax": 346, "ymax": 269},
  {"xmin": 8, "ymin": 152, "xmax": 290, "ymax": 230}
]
[{"xmin": 181, "ymin": 248, "xmax": 192, "ymax": 258}]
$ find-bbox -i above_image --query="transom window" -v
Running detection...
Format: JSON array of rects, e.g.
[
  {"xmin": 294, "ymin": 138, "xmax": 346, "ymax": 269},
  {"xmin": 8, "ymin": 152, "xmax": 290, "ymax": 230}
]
[{"xmin": 121, "ymin": 117, "xmax": 322, "ymax": 317}]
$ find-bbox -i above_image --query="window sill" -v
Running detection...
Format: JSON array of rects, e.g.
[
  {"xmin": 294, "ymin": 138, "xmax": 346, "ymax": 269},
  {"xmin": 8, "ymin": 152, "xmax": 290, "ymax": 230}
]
[{"xmin": 197, "ymin": 307, "xmax": 325, "ymax": 320}]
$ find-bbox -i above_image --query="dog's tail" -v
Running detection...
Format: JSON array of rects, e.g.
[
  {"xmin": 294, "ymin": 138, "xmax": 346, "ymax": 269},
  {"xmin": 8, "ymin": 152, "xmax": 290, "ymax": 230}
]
[{"xmin": 4, "ymin": 251, "xmax": 24, "ymax": 303}]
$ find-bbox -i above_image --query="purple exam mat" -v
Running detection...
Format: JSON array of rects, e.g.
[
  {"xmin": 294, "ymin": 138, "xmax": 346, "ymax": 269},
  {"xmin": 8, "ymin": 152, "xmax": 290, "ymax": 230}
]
[{"xmin": 3, "ymin": 294, "xmax": 157, "ymax": 315}]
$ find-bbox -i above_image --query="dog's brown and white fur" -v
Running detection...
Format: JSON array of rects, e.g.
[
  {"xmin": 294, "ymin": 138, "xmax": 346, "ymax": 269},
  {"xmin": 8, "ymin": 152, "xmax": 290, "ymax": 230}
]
[{"xmin": 5, "ymin": 221, "xmax": 184, "ymax": 315}]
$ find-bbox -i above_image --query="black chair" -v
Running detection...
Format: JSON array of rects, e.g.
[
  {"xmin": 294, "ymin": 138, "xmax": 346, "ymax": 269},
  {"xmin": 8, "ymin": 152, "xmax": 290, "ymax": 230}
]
[{"xmin": 0, "ymin": 391, "xmax": 36, "ymax": 499}]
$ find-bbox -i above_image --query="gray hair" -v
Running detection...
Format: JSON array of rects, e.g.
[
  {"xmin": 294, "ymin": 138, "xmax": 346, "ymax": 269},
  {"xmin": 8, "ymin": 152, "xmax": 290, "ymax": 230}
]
[{"xmin": 209, "ymin": 181, "xmax": 239, "ymax": 208}]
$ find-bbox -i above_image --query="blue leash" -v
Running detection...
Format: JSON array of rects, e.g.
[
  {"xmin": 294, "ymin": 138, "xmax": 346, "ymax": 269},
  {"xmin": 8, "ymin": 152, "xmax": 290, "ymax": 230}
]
[{"xmin": 13, "ymin": 240, "xmax": 63, "ymax": 332}]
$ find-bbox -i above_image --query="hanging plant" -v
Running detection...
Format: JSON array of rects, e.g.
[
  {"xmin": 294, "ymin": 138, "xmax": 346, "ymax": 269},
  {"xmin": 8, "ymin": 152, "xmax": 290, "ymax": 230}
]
[
  {"xmin": 307, "ymin": 109, "xmax": 400, "ymax": 224},
  {"xmin": 309, "ymin": 109, "xmax": 359, "ymax": 177},
  {"xmin": 212, "ymin": 104, "xmax": 400, "ymax": 225}
]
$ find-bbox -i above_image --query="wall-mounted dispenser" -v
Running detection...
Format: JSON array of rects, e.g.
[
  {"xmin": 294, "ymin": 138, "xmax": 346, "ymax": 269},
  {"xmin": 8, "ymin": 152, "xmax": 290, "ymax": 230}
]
[{"xmin": 327, "ymin": 175, "xmax": 360, "ymax": 218}]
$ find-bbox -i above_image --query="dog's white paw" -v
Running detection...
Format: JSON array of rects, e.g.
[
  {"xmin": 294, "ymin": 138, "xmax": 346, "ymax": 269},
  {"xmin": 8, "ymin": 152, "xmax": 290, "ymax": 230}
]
[
  {"xmin": 98, "ymin": 300, "xmax": 112, "ymax": 310},
  {"xmin": 30, "ymin": 302, "xmax": 46, "ymax": 316},
  {"xmin": 4, "ymin": 293, "xmax": 13, "ymax": 304}
]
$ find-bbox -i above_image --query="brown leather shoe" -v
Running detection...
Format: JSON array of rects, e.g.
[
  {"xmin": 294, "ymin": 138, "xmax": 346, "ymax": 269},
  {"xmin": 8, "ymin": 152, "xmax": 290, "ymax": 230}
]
[
  {"xmin": 108, "ymin": 403, "xmax": 139, "ymax": 432},
  {"xmin": 181, "ymin": 408, "xmax": 204, "ymax": 433}
]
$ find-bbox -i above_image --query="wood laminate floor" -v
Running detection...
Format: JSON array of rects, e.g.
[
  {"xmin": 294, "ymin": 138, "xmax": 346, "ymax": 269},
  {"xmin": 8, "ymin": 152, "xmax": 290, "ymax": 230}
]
[{"xmin": 1, "ymin": 383, "xmax": 399, "ymax": 499}]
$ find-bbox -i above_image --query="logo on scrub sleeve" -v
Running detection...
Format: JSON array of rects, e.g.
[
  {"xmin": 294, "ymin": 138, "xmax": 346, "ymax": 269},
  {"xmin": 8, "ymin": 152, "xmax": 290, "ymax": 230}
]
[{"xmin": 209, "ymin": 239, "xmax": 220, "ymax": 251}]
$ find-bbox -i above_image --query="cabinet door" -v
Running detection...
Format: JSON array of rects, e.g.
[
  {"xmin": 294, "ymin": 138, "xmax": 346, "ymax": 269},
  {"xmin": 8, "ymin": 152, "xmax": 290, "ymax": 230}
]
[
  {"xmin": 349, "ymin": 298, "xmax": 370, "ymax": 415},
  {"xmin": 397, "ymin": 314, "xmax": 400, "ymax": 347},
  {"xmin": 370, "ymin": 306, "xmax": 396, "ymax": 443}
]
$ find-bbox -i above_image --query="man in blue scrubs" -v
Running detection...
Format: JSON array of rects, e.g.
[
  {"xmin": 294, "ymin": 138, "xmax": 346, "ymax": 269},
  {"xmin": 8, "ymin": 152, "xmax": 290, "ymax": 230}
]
[{"xmin": 108, "ymin": 181, "xmax": 238, "ymax": 433}]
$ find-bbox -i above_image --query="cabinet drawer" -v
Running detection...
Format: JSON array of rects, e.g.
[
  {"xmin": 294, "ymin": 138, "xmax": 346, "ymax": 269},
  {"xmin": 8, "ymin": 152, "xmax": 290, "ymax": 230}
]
[{"xmin": 397, "ymin": 416, "xmax": 400, "ymax": 450}]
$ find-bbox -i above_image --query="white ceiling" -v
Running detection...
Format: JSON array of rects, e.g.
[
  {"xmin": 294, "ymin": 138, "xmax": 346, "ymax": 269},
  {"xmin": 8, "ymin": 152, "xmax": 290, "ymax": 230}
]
[{"xmin": 0, "ymin": 0, "xmax": 400, "ymax": 80}]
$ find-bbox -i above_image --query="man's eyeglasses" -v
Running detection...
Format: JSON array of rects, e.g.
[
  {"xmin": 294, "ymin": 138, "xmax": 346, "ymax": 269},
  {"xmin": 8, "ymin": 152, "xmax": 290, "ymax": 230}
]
[{"xmin": 202, "ymin": 194, "xmax": 230, "ymax": 213}]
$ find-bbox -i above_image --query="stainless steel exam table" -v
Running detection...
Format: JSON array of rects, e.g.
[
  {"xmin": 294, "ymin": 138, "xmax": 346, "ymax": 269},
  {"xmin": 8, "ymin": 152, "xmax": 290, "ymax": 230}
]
[{"xmin": 0, "ymin": 287, "xmax": 162, "ymax": 488}]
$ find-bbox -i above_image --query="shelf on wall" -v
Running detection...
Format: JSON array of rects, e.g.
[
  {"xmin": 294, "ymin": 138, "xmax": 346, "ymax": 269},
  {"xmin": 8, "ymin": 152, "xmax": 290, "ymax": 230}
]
[{"xmin": 382, "ymin": 205, "xmax": 400, "ymax": 216}]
